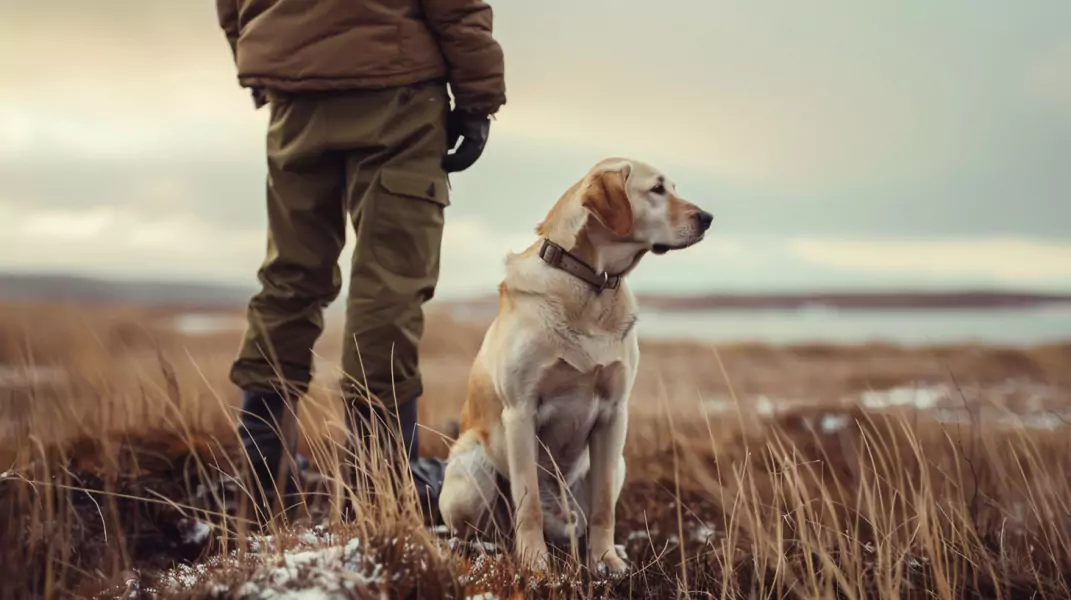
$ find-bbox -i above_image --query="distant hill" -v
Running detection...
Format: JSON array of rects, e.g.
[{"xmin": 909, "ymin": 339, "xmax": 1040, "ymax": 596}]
[
  {"xmin": 1, "ymin": 273, "xmax": 1069, "ymax": 312},
  {"xmin": 0, "ymin": 273, "xmax": 254, "ymax": 307},
  {"xmin": 439, "ymin": 290, "xmax": 1071, "ymax": 313},
  {"xmin": 639, "ymin": 291, "xmax": 1071, "ymax": 311}
]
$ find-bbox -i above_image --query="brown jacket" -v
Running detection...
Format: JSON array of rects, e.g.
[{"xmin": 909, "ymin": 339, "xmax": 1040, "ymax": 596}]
[{"xmin": 216, "ymin": 0, "xmax": 505, "ymax": 116}]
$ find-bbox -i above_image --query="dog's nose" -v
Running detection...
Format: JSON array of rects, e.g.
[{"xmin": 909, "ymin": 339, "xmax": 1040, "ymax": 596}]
[{"xmin": 696, "ymin": 211, "xmax": 714, "ymax": 231}]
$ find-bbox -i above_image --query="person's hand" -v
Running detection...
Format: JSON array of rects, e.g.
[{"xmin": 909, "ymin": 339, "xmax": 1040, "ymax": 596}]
[{"xmin": 443, "ymin": 110, "xmax": 490, "ymax": 173}]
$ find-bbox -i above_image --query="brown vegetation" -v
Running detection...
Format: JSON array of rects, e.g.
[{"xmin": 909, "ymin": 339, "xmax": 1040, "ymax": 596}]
[{"xmin": 1, "ymin": 301, "xmax": 1071, "ymax": 598}]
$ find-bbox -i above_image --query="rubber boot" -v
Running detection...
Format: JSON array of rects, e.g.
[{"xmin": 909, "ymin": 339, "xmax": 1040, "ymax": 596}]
[
  {"xmin": 237, "ymin": 390, "xmax": 308, "ymax": 525},
  {"xmin": 343, "ymin": 398, "xmax": 446, "ymax": 525},
  {"xmin": 397, "ymin": 398, "xmax": 447, "ymax": 525}
]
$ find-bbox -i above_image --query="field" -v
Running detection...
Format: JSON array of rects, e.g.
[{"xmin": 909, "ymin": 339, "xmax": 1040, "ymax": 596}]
[{"xmin": 2, "ymin": 300, "xmax": 1071, "ymax": 599}]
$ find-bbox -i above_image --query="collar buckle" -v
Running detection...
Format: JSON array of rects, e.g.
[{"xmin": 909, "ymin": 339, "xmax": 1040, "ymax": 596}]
[{"xmin": 595, "ymin": 271, "xmax": 609, "ymax": 293}]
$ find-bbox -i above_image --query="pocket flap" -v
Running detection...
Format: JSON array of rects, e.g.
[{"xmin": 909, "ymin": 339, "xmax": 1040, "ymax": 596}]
[{"xmin": 380, "ymin": 168, "xmax": 449, "ymax": 207}]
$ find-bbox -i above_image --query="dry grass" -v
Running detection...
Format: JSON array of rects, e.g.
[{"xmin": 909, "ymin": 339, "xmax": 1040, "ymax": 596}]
[{"xmin": 1, "ymin": 300, "xmax": 1071, "ymax": 599}]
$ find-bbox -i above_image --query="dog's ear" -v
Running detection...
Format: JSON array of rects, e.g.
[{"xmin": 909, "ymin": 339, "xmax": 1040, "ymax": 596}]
[{"xmin": 581, "ymin": 166, "xmax": 633, "ymax": 237}]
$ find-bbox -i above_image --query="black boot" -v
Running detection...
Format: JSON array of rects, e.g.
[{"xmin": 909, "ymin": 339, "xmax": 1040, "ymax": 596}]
[
  {"xmin": 344, "ymin": 398, "xmax": 446, "ymax": 525},
  {"xmin": 397, "ymin": 398, "xmax": 447, "ymax": 525},
  {"xmin": 237, "ymin": 390, "xmax": 308, "ymax": 524}
]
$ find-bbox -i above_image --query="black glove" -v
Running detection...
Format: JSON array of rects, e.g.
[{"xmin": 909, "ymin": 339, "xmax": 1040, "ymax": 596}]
[
  {"xmin": 252, "ymin": 87, "xmax": 268, "ymax": 109},
  {"xmin": 442, "ymin": 110, "xmax": 490, "ymax": 173}
]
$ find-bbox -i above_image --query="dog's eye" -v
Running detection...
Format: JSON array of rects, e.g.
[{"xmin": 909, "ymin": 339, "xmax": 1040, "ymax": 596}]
[{"xmin": 650, "ymin": 183, "xmax": 665, "ymax": 195}]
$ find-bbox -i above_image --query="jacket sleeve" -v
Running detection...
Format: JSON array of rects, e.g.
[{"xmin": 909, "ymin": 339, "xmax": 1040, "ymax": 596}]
[
  {"xmin": 216, "ymin": 0, "xmax": 241, "ymax": 63},
  {"xmin": 420, "ymin": 0, "xmax": 506, "ymax": 116}
]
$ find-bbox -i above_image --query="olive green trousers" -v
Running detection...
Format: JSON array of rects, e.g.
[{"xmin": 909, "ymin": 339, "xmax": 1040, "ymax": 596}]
[{"xmin": 230, "ymin": 81, "xmax": 450, "ymax": 407}]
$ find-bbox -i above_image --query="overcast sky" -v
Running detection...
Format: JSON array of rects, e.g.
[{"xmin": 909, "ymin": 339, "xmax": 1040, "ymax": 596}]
[{"xmin": 2, "ymin": 1, "xmax": 1070, "ymax": 298}]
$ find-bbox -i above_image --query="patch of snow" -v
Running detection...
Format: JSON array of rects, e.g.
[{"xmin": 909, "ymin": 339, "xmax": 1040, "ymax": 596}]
[
  {"xmin": 820, "ymin": 413, "xmax": 850, "ymax": 433},
  {"xmin": 230, "ymin": 535, "xmax": 378, "ymax": 599},
  {"xmin": 1017, "ymin": 412, "xmax": 1066, "ymax": 429},
  {"xmin": 179, "ymin": 519, "xmax": 212, "ymax": 545},
  {"xmin": 702, "ymin": 395, "xmax": 734, "ymax": 414},
  {"xmin": 754, "ymin": 396, "xmax": 775, "ymax": 416},
  {"xmin": 706, "ymin": 393, "xmax": 827, "ymax": 418},
  {"xmin": 155, "ymin": 532, "xmax": 375, "ymax": 599},
  {"xmin": 172, "ymin": 313, "xmax": 246, "ymax": 336},
  {"xmin": 706, "ymin": 381, "xmax": 1070, "ymax": 434},
  {"xmin": 164, "ymin": 563, "xmax": 210, "ymax": 590},
  {"xmin": 0, "ymin": 365, "xmax": 66, "ymax": 387},
  {"xmin": 690, "ymin": 522, "xmax": 718, "ymax": 543},
  {"xmin": 859, "ymin": 384, "xmax": 946, "ymax": 410},
  {"xmin": 343, "ymin": 537, "xmax": 361, "ymax": 555},
  {"xmin": 274, "ymin": 589, "xmax": 336, "ymax": 600},
  {"xmin": 849, "ymin": 379, "xmax": 1071, "ymax": 430},
  {"xmin": 465, "ymin": 593, "xmax": 499, "ymax": 600},
  {"xmin": 929, "ymin": 406, "xmax": 1071, "ymax": 430},
  {"xmin": 248, "ymin": 535, "xmax": 276, "ymax": 553},
  {"xmin": 298, "ymin": 526, "xmax": 337, "ymax": 547},
  {"xmin": 447, "ymin": 536, "xmax": 501, "ymax": 555}
]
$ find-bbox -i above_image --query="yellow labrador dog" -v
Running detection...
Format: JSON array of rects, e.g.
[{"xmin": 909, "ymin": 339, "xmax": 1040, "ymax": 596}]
[{"xmin": 438, "ymin": 157, "xmax": 712, "ymax": 575}]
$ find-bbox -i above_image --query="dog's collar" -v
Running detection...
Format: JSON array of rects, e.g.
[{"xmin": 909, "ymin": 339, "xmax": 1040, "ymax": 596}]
[{"xmin": 538, "ymin": 239, "xmax": 623, "ymax": 293}]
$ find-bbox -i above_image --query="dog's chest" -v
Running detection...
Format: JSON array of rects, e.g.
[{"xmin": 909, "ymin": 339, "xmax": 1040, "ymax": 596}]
[
  {"xmin": 533, "ymin": 359, "xmax": 622, "ymax": 472},
  {"xmin": 544, "ymin": 309, "xmax": 635, "ymax": 374}
]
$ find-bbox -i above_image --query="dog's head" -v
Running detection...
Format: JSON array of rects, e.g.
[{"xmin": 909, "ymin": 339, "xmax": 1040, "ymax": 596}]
[{"xmin": 568, "ymin": 157, "xmax": 712, "ymax": 256}]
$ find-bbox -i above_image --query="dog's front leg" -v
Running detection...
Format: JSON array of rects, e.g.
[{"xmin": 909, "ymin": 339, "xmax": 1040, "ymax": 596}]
[
  {"xmin": 503, "ymin": 404, "xmax": 549, "ymax": 571},
  {"xmin": 587, "ymin": 402, "xmax": 630, "ymax": 577}
]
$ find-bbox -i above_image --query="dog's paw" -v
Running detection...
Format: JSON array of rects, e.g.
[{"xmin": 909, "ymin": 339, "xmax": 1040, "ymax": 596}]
[
  {"xmin": 543, "ymin": 514, "xmax": 586, "ymax": 545},
  {"xmin": 589, "ymin": 546, "xmax": 630, "ymax": 579},
  {"xmin": 516, "ymin": 537, "xmax": 551, "ymax": 573}
]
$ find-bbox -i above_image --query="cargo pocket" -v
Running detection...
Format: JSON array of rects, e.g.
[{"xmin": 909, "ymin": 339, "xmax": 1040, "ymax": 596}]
[{"xmin": 370, "ymin": 167, "xmax": 449, "ymax": 279}]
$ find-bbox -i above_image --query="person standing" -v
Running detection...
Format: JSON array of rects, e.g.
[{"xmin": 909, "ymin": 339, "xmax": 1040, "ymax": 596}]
[{"xmin": 215, "ymin": 0, "xmax": 505, "ymax": 523}]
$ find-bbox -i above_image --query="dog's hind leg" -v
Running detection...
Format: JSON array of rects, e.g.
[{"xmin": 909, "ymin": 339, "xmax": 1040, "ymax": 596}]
[
  {"xmin": 541, "ymin": 474, "xmax": 587, "ymax": 546},
  {"xmin": 439, "ymin": 431, "xmax": 504, "ymax": 539},
  {"xmin": 549, "ymin": 454, "xmax": 627, "ymax": 541}
]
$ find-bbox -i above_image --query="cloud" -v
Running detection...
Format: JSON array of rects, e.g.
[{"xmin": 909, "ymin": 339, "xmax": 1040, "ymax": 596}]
[
  {"xmin": 1026, "ymin": 43, "xmax": 1071, "ymax": 119},
  {"xmin": 2, "ymin": 0, "xmax": 1070, "ymax": 293},
  {"xmin": 22, "ymin": 208, "xmax": 116, "ymax": 240},
  {"xmin": 0, "ymin": 201, "xmax": 264, "ymax": 284},
  {"xmin": 492, "ymin": 2, "xmax": 968, "ymax": 190},
  {"xmin": 0, "ymin": 199, "xmax": 533, "ymax": 297},
  {"xmin": 790, "ymin": 238, "xmax": 1071, "ymax": 285}
]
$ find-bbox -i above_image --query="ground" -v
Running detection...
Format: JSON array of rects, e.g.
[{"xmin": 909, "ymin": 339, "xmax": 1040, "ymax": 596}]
[{"xmin": 1, "ymin": 300, "xmax": 1070, "ymax": 599}]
